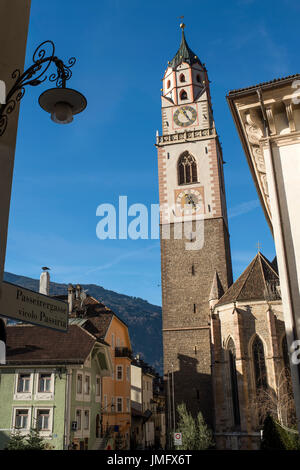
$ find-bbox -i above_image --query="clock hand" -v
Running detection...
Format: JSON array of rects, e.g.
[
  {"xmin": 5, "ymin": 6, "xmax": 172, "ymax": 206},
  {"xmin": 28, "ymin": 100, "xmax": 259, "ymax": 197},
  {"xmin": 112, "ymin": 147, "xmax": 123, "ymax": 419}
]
[
  {"xmin": 185, "ymin": 194, "xmax": 197, "ymax": 208},
  {"xmin": 179, "ymin": 108, "xmax": 190, "ymax": 121}
]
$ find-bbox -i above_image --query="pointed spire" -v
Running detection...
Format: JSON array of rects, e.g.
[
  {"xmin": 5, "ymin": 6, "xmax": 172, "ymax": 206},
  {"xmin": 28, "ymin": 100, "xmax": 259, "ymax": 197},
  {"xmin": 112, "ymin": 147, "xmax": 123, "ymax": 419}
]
[
  {"xmin": 169, "ymin": 24, "xmax": 202, "ymax": 69},
  {"xmin": 209, "ymin": 271, "xmax": 224, "ymax": 302}
]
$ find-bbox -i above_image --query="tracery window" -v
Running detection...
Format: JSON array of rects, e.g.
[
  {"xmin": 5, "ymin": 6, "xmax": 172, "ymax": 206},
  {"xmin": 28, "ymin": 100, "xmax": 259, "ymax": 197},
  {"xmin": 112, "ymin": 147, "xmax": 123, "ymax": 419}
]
[
  {"xmin": 227, "ymin": 338, "xmax": 240, "ymax": 426},
  {"xmin": 252, "ymin": 335, "xmax": 267, "ymax": 390},
  {"xmin": 178, "ymin": 152, "xmax": 198, "ymax": 185}
]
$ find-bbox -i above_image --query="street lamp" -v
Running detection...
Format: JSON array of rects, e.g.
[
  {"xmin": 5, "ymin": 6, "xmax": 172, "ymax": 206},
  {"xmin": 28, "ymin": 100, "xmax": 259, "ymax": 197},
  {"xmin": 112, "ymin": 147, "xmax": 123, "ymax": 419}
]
[{"xmin": 0, "ymin": 40, "xmax": 87, "ymax": 136}]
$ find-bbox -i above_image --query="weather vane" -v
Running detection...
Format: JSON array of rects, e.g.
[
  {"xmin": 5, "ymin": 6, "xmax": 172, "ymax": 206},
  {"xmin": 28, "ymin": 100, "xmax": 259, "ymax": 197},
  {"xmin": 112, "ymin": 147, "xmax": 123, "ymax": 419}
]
[{"xmin": 179, "ymin": 16, "xmax": 185, "ymax": 29}]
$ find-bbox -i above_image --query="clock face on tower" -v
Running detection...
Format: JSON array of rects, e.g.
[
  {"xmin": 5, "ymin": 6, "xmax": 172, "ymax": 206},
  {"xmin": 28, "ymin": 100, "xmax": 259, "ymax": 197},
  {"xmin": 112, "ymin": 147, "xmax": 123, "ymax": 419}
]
[
  {"xmin": 173, "ymin": 105, "xmax": 197, "ymax": 128},
  {"xmin": 175, "ymin": 188, "xmax": 204, "ymax": 215}
]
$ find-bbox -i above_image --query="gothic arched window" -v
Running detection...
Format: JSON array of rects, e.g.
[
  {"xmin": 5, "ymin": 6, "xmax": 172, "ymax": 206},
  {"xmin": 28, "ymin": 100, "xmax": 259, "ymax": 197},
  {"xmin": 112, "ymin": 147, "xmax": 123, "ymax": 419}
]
[
  {"xmin": 252, "ymin": 335, "xmax": 267, "ymax": 390},
  {"xmin": 179, "ymin": 73, "xmax": 186, "ymax": 83},
  {"xmin": 227, "ymin": 338, "xmax": 241, "ymax": 426},
  {"xmin": 178, "ymin": 152, "xmax": 198, "ymax": 185},
  {"xmin": 180, "ymin": 89, "xmax": 187, "ymax": 100}
]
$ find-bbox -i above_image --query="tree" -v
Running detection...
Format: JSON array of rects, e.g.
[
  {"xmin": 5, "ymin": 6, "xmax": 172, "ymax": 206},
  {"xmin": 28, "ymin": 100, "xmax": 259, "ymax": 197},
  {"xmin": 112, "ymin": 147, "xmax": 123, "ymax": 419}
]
[
  {"xmin": 5, "ymin": 429, "xmax": 26, "ymax": 450},
  {"xmin": 24, "ymin": 428, "xmax": 47, "ymax": 450},
  {"xmin": 252, "ymin": 367, "xmax": 297, "ymax": 429},
  {"xmin": 175, "ymin": 403, "xmax": 214, "ymax": 450},
  {"xmin": 5, "ymin": 427, "xmax": 51, "ymax": 450},
  {"xmin": 261, "ymin": 414, "xmax": 300, "ymax": 450}
]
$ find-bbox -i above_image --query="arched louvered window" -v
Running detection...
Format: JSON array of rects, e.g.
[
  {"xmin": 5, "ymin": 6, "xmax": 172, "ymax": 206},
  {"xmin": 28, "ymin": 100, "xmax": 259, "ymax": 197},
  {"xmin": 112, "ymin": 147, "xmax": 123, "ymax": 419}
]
[
  {"xmin": 252, "ymin": 335, "xmax": 267, "ymax": 390},
  {"xmin": 227, "ymin": 338, "xmax": 241, "ymax": 426},
  {"xmin": 180, "ymin": 89, "xmax": 187, "ymax": 100},
  {"xmin": 178, "ymin": 152, "xmax": 198, "ymax": 185}
]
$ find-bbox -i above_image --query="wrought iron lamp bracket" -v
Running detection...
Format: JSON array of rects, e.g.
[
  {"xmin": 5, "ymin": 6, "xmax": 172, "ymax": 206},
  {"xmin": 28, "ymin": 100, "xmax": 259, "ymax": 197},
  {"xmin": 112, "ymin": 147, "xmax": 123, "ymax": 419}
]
[{"xmin": 0, "ymin": 40, "xmax": 76, "ymax": 136}]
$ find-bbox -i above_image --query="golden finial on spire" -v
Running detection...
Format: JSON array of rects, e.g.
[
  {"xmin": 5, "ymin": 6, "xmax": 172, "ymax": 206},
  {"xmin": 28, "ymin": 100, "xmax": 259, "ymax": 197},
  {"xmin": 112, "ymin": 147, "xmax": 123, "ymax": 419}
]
[{"xmin": 179, "ymin": 15, "xmax": 185, "ymax": 30}]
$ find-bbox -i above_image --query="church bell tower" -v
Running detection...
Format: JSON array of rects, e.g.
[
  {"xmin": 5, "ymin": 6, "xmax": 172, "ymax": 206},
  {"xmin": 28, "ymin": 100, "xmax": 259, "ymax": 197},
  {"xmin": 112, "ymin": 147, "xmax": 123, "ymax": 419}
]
[{"xmin": 157, "ymin": 24, "xmax": 233, "ymax": 427}]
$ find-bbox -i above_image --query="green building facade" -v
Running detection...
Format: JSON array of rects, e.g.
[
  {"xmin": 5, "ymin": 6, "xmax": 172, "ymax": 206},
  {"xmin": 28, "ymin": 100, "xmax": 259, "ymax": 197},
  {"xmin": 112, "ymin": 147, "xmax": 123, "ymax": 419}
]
[{"xmin": 0, "ymin": 324, "xmax": 112, "ymax": 450}]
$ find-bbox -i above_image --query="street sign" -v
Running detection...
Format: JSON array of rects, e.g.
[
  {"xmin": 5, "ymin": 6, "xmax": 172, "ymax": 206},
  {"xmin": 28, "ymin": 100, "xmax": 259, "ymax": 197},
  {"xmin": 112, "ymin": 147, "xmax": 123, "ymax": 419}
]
[
  {"xmin": 0, "ymin": 281, "xmax": 68, "ymax": 332},
  {"xmin": 174, "ymin": 432, "xmax": 182, "ymax": 445},
  {"xmin": 71, "ymin": 421, "xmax": 77, "ymax": 431}
]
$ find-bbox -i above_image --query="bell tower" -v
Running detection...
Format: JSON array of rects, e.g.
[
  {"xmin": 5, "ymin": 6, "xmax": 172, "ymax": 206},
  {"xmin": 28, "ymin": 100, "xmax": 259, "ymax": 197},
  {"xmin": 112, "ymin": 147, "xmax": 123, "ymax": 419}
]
[{"xmin": 157, "ymin": 24, "xmax": 233, "ymax": 427}]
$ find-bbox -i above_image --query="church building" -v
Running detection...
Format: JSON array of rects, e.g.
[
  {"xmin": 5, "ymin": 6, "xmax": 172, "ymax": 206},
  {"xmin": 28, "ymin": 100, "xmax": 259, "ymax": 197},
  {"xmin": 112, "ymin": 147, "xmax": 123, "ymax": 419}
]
[{"xmin": 157, "ymin": 25, "xmax": 295, "ymax": 450}]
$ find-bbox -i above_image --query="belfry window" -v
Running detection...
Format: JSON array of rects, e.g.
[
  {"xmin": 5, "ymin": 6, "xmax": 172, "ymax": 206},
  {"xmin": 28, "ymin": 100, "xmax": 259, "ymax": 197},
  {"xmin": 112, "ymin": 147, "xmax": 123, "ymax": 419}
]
[
  {"xmin": 180, "ymin": 89, "xmax": 187, "ymax": 100},
  {"xmin": 167, "ymin": 80, "xmax": 171, "ymax": 89},
  {"xmin": 179, "ymin": 73, "xmax": 186, "ymax": 83},
  {"xmin": 252, "ymin": 335, "xmax": 267, "ymax": 390},
  {"xmin": 178, "ymin": 152, "xmax": 198, "ymax": 185},
  {"xmin": 227, "ymin": 338, "xmax": 240, "ymax": 426}
]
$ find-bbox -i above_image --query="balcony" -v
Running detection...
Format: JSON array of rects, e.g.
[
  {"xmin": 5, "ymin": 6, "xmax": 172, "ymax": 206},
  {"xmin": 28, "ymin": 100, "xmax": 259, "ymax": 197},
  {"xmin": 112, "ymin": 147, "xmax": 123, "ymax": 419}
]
[{"xmin": 115, "ymin": 347, "xmax": 132, "ymax": 359}]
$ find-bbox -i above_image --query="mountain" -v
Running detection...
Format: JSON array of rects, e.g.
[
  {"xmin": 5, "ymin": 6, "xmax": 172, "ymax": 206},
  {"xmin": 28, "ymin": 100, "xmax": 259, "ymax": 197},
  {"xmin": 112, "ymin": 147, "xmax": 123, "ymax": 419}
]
[{"xmin": 3, "ymin": 272, "xmax": 163, "ymax": 375}]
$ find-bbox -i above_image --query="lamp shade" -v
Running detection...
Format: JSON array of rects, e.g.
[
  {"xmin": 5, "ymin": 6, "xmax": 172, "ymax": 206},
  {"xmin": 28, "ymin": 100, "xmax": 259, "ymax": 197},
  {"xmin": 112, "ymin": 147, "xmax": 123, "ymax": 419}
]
[{"xmin": 38, "ymin": 87, "xmax": 87, "ymax": 124}]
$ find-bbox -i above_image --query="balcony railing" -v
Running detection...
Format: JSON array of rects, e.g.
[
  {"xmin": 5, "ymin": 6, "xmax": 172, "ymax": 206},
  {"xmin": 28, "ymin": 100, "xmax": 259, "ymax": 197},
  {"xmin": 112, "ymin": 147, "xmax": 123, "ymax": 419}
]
[{"xmin": 115, "ymin": 347, "xmax": 133, "ymax": 359}]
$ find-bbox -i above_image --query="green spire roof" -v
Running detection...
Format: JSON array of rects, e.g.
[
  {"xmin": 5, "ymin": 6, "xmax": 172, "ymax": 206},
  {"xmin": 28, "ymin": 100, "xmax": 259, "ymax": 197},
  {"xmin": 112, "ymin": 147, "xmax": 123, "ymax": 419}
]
[{"xmin": 169, "ymin": 27, "xmax": 202, "ymax": 69}]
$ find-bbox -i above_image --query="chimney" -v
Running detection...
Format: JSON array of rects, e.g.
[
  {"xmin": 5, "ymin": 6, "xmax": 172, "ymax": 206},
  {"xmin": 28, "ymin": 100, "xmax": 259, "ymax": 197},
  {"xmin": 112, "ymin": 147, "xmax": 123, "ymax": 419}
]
[
  {"xmin": 68, "ymin": 284, "xmax": 75, "ymax": 315},
  {"xmin": 75, "ymin": 284, "xmax": 82, "ymax": 299},
  {"xmin": 39, "ymin": 267, "xmax": 50, "ymax": 296}
]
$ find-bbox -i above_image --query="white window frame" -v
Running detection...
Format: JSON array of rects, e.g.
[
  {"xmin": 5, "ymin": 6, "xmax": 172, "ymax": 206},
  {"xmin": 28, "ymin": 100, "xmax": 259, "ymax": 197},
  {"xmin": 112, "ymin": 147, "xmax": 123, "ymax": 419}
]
[
  {"xmin": 34, "ymin": 407, "xmax": 54, "ymax": 437},
  {"xmin": 75, "ymin": 408, "xmax": 82, "ymax": 431},
  {"xmin": 14, "ymin": 370, "xmax": 34, "ymax": 401},
  {"xmin": 74, "ymin": 408, "xmax": 90, "ymax": 438},
  {"xmin": 84, "ymin": 373, "xmax": 91, "ymax": 401},
  {"xmin": 83, "ymin": 409, "xmax": 90, "ymax": 431},
  {"xmin": 116, "ymin": 397, "xmax": 123, "ymax": 413},
  {"xmin": 34, "ymin": 370, "xmax": 55, "ymax": 401},
  {"xmin": 95, "ymin": 375, "xmax": 101, "ymax": 403},
  {"xmin": 116, "ymin": 365, "xmax": 123, "ymax": 382},
  {"xmin": 76, "ymin": 372, "xmax": 83, "ymax": 401},
  {"xmin": 12, "ymin": 407, "xmax": 32, "ymax": 435}
]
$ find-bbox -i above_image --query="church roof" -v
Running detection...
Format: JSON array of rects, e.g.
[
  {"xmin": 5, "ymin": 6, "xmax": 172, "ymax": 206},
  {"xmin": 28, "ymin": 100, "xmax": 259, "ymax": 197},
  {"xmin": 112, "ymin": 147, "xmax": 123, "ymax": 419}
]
[
  {"xmin": 169, "ymin": 27, "xmax": 202, "ymax": 69},
  {"xmin": 216, "ymin": 252, "xmax": 280, "ymax": 307}
]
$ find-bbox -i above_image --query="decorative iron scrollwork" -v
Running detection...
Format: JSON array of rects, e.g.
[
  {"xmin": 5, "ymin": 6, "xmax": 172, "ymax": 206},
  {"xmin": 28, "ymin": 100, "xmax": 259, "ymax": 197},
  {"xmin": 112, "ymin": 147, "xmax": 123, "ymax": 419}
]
[{"xmin": 0, "ymin": 40, "xmax": 77, "ymax": 136}]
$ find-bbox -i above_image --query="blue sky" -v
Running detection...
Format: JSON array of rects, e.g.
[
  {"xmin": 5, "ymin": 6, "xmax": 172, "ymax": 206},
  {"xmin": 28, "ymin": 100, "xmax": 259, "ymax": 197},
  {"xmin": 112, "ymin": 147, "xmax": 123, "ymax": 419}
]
[{"xmin": 5, "ymin": 0, "xmax": 299, "ymax": 305}]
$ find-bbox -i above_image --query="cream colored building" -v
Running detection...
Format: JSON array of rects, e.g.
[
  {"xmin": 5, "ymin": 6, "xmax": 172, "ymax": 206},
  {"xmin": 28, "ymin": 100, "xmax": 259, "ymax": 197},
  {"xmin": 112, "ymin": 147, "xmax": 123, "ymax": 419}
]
[
  {"xmin": 130, "ymin": 358, "xmax": 155, "ymax": 449},
  {"xmin": 227, "ymin": 75, "xmax": 300, "ymax": 433}
]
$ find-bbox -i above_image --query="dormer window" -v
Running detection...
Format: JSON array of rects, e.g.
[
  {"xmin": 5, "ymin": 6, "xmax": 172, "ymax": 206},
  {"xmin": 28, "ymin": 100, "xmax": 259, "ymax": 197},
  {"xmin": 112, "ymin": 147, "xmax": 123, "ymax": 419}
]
[
  {"xmin": 179, "ymin": 73, "xmax": 185, "ymax": 83},
  {"xmin": 180, "ymin": 90, "xmax": 188, "ymax": 100}
]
